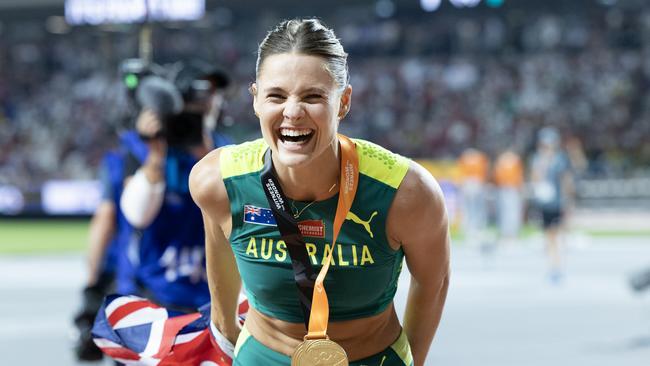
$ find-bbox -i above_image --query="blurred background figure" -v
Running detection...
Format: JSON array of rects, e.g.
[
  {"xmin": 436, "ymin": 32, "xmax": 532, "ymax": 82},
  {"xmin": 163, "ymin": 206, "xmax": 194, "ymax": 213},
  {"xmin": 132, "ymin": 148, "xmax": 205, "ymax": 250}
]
[
  {"xmin": 629, "ymin": 267, "xmax": 650, "ymax": 292},
  {"xmin": 529, "ymin": 127, "xmax": 575, "ymax": 284},
  {"xmin": 170, "ymin": 60, "xmax": 234, "ymax": 149},
  {"xmin": 493, "ymin": 148, "xmax": 524, "ymax": 245},
  {"xmin": 115, "ymin": 59, "xmax": 234, "ymax": 310},
  {"xmin": 71, "ymin": 62, "xmax": 150, "ymax": 362},
  {"xmin": 117, "ymin": 74, "xmax": 218, "ymax": 312},
  {"xmin": 457, "ymin": 148, "xmax": 491, "ymax": 250},
  {"xmin": 74, "ymin": 57, "xmax": 235, "ymax": 364}
]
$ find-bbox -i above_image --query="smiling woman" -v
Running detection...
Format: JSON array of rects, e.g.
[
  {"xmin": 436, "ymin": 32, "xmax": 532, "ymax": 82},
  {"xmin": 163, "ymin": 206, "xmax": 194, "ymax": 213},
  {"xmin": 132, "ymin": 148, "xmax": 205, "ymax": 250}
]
[
  {"xmin": 252, "ymin": 52, "xmax": 350, "ymax": 178},
  {"xmin": 189, "ymin": 18, "xmax": 450, "ymax": 366}
]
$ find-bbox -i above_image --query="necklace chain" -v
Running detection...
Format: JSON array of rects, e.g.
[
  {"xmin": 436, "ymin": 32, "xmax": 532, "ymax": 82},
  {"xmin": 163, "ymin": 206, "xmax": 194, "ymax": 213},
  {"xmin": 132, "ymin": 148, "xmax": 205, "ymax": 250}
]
[{"xmin": 290, "ymin": 182, "xmax": 337, "ymax": 219}]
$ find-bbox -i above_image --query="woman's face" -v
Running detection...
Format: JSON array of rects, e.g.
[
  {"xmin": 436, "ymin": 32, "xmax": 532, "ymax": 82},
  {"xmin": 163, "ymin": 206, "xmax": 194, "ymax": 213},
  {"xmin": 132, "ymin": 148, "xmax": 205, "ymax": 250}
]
[{"xmin": 253, "ymin": 53, "xmax": 351, "ymax": 168}]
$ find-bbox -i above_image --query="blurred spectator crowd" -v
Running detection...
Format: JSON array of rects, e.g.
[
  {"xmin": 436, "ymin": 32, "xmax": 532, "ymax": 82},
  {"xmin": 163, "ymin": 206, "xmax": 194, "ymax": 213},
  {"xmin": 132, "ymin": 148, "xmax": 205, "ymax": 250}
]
[{"xmin": 2, "ymin": 3, "xmax": 650, "ymax": 192}]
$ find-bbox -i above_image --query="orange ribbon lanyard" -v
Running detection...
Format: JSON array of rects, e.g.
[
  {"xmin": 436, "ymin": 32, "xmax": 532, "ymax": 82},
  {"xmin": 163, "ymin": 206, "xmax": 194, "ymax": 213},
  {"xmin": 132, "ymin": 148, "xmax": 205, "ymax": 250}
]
[{"xmin": 306, "ymin": 134, "xmax": 359, "ymax": 340}]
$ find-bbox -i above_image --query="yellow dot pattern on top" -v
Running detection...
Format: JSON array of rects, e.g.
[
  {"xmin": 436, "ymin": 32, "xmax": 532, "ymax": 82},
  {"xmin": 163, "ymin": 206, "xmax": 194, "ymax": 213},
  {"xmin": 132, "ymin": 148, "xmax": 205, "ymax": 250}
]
[
  {"xmin": 220, "ymin": 138, "xmax": 410, "ymax": 188},
  {"xmin": 352, "ymin": 138, "xmax": 410, "ymax": 189},
  {"xmin": 220, "ymin": 139, "xmax": 267, "ymax": 179}
]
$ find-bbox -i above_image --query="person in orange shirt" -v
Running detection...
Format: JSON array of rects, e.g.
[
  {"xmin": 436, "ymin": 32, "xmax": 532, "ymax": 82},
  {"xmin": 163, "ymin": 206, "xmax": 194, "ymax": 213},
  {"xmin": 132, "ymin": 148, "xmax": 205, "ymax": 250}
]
[
  {"xmin": 458, "ymin": 148, "xmax": 490, "ymax": 248},
  {"xmin": 493, "ymin": 148, "xmax": 525, "ymax": 243}
]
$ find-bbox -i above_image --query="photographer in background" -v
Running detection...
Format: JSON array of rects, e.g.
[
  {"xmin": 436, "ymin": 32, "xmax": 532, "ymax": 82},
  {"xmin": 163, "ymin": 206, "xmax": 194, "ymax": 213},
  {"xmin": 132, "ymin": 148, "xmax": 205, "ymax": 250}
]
[
  {"xmin": 72, "ymin": 60, "xmax": 151, "ymax": 362},
  {"xmin": 171, "ymin": 60, "xmax": 234, "ymax": 149},
  {"xmin": 75, "ymin": 62, "xmax": 236, "ymax": 361},
  {"xmin": 118, "ymin": 75, "xmax": 214, "ymax": 311}
]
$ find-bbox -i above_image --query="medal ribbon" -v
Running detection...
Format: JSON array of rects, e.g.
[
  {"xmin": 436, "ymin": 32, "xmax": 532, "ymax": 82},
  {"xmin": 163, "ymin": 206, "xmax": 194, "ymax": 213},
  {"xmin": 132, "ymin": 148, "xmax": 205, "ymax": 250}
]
[
  {"xmin": 261, "ymin": 151, "xmax": 317, "ymax": 329},
  {"xmin": 260, "ymin": 135, "xmax": 358, "ymax": 338},
  {"xmin": 307, "ymin": 135, "xmax": 358, "ymax": 339}
]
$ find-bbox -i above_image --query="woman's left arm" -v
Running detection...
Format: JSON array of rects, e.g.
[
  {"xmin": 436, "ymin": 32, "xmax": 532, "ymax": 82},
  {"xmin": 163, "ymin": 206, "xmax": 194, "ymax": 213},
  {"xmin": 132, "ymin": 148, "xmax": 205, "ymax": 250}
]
[{"xmin": 387, "ymin": 161, "xmax": 451, "ymax": 366}]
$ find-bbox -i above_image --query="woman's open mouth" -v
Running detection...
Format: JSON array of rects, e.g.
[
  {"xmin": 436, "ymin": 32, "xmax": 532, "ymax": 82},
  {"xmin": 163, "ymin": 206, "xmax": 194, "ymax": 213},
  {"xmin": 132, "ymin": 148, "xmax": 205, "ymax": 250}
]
[{"xmin": 278, "ymin": 127, "xmax": 314, "ymax": 145}]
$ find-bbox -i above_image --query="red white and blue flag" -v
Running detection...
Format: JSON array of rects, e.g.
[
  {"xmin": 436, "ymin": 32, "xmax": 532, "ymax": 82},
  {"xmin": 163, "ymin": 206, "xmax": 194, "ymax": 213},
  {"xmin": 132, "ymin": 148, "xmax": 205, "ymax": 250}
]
[
  {"xmin": 243, "ymin": 204, "xmax": 277, "ymax": 226},
  {"xmin": 92, "ymin": 294, "xmax": 248, "ymax": 366}
]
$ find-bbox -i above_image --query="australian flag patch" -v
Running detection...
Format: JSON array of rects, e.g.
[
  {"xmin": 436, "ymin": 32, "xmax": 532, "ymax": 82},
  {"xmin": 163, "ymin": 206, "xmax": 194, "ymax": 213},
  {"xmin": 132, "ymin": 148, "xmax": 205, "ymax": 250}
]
[{"xmin": 243, "ymin": 205, "xmax": 277, "ymax": 226}]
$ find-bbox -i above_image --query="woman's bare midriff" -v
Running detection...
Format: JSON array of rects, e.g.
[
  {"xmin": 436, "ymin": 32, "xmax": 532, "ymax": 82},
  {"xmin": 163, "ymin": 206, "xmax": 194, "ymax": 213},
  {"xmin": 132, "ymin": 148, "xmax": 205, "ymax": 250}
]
[{"xmin": 243, "ymin": 304, "xmax": 402, "ymax": 361}]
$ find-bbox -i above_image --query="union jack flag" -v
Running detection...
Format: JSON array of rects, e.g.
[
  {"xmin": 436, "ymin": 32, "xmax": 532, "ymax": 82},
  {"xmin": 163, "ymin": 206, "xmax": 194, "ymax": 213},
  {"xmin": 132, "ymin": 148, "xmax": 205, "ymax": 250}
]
[
  {"xmin": 243, "ymin": 205, "xmax": 261, "ymax": 216},
  {"xmin": 92, "ymin": 294, "xmax": 248, "ymax": 366}
]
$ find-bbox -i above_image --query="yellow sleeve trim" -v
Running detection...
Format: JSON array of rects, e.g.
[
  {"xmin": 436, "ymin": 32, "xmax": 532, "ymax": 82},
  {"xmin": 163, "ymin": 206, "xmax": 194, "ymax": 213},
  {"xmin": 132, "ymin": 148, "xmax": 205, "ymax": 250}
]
[
  {"xmin": 220, "ymin": 138, "xmax": 408, "ymax": 186},
  {"xmin": 353, "ymin": 138, "xmax": 410, "ymax": 189},
  {"xmin": 220, "ymin": 139, "xmax": 268, "ymax": 179}
]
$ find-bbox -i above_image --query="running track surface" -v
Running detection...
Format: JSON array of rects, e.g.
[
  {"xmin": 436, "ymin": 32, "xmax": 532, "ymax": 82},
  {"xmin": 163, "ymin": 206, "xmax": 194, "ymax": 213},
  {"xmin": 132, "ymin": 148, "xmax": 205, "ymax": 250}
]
[{"xmin": 1, "ymin": 235, "xmax": 649, "ymax": 366}]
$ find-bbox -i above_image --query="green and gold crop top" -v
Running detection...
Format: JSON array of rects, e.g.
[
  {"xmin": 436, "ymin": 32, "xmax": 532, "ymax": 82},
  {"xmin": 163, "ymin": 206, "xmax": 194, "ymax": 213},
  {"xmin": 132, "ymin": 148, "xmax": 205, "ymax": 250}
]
[{"xmin": 221, "ymin": 138, "xmax": 410, "ymax": 323}]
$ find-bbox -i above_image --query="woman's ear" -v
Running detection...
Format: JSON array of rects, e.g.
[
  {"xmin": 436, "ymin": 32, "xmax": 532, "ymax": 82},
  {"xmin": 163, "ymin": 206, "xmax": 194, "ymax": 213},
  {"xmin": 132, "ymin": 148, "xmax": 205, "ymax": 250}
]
[
  {"xmin": 250, "ymin": 83, "xmax": 259, "ymax": 117},
  {"xmin": 338, "ymin": 85, "xmax": 352, "ymax": 120}
]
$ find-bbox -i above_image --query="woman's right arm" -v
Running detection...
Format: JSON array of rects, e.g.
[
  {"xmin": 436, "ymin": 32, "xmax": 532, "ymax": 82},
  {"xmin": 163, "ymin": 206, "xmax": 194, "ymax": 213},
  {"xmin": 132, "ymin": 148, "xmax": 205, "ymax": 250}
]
[{"xmin": 189, "ymin": 148, "xmax": 242, "ymax": 344}]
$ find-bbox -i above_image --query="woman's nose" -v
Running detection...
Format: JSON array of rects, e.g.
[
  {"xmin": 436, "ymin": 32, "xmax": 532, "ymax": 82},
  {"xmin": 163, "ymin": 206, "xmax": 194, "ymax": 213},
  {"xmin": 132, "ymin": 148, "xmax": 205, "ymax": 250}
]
[{"xmin": 283, "ymin": 99, "xmax": 305, "ymax": 121}]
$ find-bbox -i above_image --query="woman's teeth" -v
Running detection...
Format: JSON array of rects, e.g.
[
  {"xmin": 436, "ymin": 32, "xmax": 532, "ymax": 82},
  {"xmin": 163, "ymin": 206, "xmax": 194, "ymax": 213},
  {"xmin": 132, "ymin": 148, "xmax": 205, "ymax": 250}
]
[{"xmin": 279, "ymin": 128, "xmax": 313, "ymax": 142}]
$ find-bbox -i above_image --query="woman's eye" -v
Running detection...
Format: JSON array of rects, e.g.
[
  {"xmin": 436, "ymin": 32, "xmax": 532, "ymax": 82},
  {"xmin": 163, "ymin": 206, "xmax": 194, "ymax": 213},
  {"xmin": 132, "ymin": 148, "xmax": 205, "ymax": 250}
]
[
  {"xmin": 304, "ymin": 94, "xmax": 323, "ymax": 102},
  {"xmin": 267, "ymin": 94, "xmax": 286, "ymax": 101}
]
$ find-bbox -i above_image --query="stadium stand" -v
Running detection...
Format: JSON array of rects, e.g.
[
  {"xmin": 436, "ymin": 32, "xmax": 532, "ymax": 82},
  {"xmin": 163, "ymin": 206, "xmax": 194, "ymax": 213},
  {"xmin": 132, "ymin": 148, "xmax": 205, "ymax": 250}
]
[{"xmin": 1, "ymin": 0, "xmax": 650, "ymax": 214}]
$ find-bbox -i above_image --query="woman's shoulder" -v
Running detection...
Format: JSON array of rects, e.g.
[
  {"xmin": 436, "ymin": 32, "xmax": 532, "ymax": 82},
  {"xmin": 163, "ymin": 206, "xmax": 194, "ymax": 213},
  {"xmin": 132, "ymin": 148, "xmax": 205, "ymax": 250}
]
[
  {"xmin": 398, "ymin": 160, "xmax": 445, "ymax": 202},
  {"xmin": 189, "ymin": 139, "xmax": 268, "ymax": 209},
  {"xmin": 386, "ymin": 160, "xmax": 448, "ymax": 249},
  {"xmin": 219, "ymin": 138, "xmax": 268, "ymax": 180},
  {"xmin": 189, "ymin": 147, "xmax": 227, "ymax": 209},
  {"xmin": 352, "ymin": 138, "xmax": 409, "ymax": 189},
  {"xmin": 390, "ymin": 160, "xmax": 447, "ymax": 226},
  {"xmin": 351, "ymin": 137, "xmax": 444, "ymax": 211}
]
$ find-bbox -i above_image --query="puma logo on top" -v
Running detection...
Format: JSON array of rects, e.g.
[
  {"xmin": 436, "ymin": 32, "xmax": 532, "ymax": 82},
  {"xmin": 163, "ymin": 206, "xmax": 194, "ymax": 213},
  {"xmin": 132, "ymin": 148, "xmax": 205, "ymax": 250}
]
[{"xmin": 345, "ymin": 211, "xmax": 378, "ymax": 238}]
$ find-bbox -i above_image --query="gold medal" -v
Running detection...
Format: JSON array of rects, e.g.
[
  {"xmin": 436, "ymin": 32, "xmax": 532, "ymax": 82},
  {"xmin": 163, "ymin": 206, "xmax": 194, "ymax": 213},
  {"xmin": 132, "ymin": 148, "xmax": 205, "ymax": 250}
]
[{"xmin": 291, "ymin": 338, "xmax": 348, "ymax": 366}]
